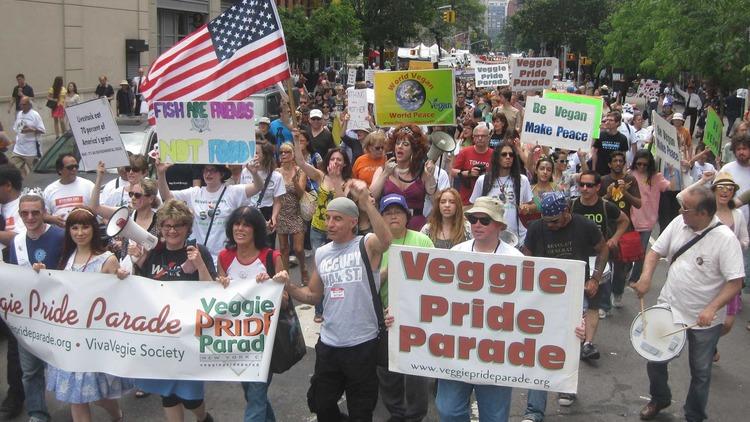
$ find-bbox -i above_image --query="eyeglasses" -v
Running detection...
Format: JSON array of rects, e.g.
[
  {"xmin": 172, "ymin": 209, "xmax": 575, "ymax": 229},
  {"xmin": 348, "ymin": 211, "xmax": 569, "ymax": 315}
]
[
  {"xmin": 473, "ymin": 134, "xmax": 489, "ymax": 139},
  {"xmin": 125, "ymin": 166, "xmax": 144, "ymax": 173},
  {"xmin": 678, "ymin": 206, "xmax": 695, "ymax": 214},
  {"xmin": 128, "ymin": 191, "xmax": 144, "ymax": 199},
  {"xmin": 635, "ymin": 162, "xmax": 648, "ymax": 167},
  {"xmin": 578, "ymin": 182, "xmax": 597, "ymax": 188},
  {"xmin": 64, "ymin": 164, "xmax": 79, "ymax": 171},
  {"xmin": 19, "ymin": 210, "xmax": 42, "ymax": 217},
  {"xmin": 161, "ymin": 223, "xmax": 187, "ymax": 231},
  {"xmin": 466, "ymin": 214, "xmax": 493, "ymax": 226},
  {"xmin": 500, "ymin": 152, "xmax": 515, "ymax": 157}
]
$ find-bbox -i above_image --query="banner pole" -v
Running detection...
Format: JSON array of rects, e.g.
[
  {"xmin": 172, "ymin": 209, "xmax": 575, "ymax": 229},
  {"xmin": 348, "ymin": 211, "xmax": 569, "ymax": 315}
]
[{"xmin": 284, "ymin": 78, "xmax": 299, "ymax": 129}]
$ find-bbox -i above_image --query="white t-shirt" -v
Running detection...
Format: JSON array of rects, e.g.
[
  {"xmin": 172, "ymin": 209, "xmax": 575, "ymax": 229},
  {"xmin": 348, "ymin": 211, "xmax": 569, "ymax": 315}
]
[
  {"xmin": 720, "ymin": 161, "xmax": 750, "ymax": 221},
  {"xmin": 452, "ymin": 238, "xmax": 523, "ymax": 257},
  {"xmin": 618, "ymin": 122, "xmax": 636, "ymax": 165},
  {"xmin": 13, "ymin": 109, "xmax": 45, "ymax": 157},
  {"xmin": 690, "ymin": 162, "xmax": 716, "ymax": 182},
  {"xmin": 43, "ymin": 178, "xmax": 95, "ymax": 220},
  {"xmin": 653, "ymin": 215, "xmax": 744, "ymax": 328},
  {"xmin": 469, "ymin": 173, "xmax": 533, "ymax": 244},
  {"xmin": 423, "ymin": 167, "xmax": 450, "ymax": 218},
  {"xmin": 172, "ymin": 184, "xmax": 248, "ymax": 262},
  {"xmin": 633, "ymin": 126, "xmax": 653, "ymax": 151},
  {"xmin": 247, "ymin": 169, "xmax": 285, "ymax": 208},
  {"xmin": 1, "ymin": 197, "xmax": 25, "ymax": 235},
  {"xmin": 100, "ymin": 177, "xmax": 129, "ymax": 207}
]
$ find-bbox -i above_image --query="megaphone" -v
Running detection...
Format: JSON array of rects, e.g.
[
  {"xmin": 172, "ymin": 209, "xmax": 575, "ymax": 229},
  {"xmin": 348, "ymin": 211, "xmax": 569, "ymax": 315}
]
[
  {"xmin": 427, "ymin": 131, "xmax": 456, "ymax": 162},
  {"xmin": 106, "ymin": 206, "xmax": 158, "ymax": 250}
]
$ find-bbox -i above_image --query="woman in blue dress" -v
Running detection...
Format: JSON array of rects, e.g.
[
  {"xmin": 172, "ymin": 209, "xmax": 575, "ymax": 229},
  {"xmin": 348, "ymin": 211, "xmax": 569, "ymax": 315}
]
[{"xmin": 48, "ymin": 207, "xmax": 132, "ymax": 422}]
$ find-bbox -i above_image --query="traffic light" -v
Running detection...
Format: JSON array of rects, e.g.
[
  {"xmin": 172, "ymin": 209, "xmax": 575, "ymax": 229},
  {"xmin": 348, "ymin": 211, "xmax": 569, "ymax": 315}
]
[
  {"xmin": 442, "ymin": 10, "xmax": 456, "ymax": 23},
  {"xmin": 566, "ymin": 53, "xmax": 576, "ymax": 62},
  {"xmin": 581, "ymin": 56, "xmax": 592, "ymax": 65}
]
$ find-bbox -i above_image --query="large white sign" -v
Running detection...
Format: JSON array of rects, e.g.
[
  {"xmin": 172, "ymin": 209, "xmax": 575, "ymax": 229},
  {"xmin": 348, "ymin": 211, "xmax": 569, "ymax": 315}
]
[
  {"xmin": 365, "ymin": 69, "xmax": 375, "ymax": 85},
  {"xmin": 637, "ymin": 79, "xmax": 661, "ymax": 99},
  {"xmin": 475, "ymin": 64, "xmax": 510, "ymax": 88},
  {"xmin": 388, "ymin": 246, "xmax": 584, "ymax": 393},
  {"xmin": 521, "ymin": 96, "xmax": 597, "ymax": 151},
  {"xmin": 652, "ymin": 111, "xmax": 685, "ymax": 190},
  {"xmin": 347, "ymin": 89, "xmax": 370, "ymax": 131},
  {"xmin": 510, "ymin": 57, "xmax": 558, "ymax": 92},
  {"xmin": 0, "ymin": 265, "xmax": 283, "ymax": 382},
  {"xmin": 154, "ymin": 101, "xmax": 256, "ymax": 165},
  {"xmin": 347, "ymin": 67, "xmax": 357, "ymax": 86},
  {"xmin": 66, "ymin": 97, "xmax": 129, "ymax": 170}
]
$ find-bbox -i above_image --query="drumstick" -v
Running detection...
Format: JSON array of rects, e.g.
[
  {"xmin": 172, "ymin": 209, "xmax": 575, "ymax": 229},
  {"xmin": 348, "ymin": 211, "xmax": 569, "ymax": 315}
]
[
  {"xmin": 660, "ymin": 323, "xmax": 699, "ymax": 338},
  {"xmin": 640, "ymin": 298, "xmax": 647, "ymax": 336}
]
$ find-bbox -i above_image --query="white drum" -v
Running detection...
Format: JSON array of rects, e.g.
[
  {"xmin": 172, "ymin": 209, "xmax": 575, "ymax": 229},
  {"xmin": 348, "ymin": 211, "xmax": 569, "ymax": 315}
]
[{"xmin": 630, "ymin": 304, "xmax": 687, "ymax": 362}]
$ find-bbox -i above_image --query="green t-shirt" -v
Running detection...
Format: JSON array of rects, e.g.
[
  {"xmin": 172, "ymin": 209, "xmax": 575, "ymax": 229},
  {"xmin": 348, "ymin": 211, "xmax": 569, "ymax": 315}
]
[{"xmin": 379, "ymin": 230, "xmax": 434, "ymax": 307}]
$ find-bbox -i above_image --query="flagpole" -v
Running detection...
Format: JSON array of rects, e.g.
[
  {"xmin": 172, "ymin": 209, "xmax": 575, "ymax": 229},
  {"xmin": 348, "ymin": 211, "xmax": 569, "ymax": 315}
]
[{"xmin": 284, "ymin": 78, "xmax": 299, "ymax": 128}]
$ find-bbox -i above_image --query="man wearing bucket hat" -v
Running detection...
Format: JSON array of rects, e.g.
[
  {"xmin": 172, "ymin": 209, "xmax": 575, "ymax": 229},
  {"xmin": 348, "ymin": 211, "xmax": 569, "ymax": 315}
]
[
  {"xmin": 521, "ymin": 191, "xmax": 608, "ymax": 416},
  {"xmin": 434, "ymin": 196, "xmax": 523, "ymax": 421},
  {"xmin": 376, "ymin": 193, "xmax": 433, "ymax": 422},
  {"xmin": 630, "ymin": 185, "xmax": 744, "ymax": 421},
  {"xmin": 286, "ymin": 180, "xmax": 391, "ymax": 422},
  {"xmin": 116, "ymin": 79, "xmax": 134, "ymax": 116}
]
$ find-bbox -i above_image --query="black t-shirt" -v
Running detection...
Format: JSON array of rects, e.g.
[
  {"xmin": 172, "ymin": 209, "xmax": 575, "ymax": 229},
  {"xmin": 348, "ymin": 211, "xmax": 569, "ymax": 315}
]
[
  {"xmin": 525, "ymin": 214, "xmax": 602, "ymax": 278},
  {"xmin": 95, "ymin": 84, "xmax": 115, "ymax": 100},
  {"xmin": 570, "ymin": 197, "xmax": 621, "ymax": 240},
  {"xmin": 166, "ymin": 164, "xmax": 200, "ymax": 190},
  {"xmin": 599, "ymin": 174, "xmax": 640, "ymax": 219},
  {"xmin": 489, "ymin": 131, "xmax": 504, "ymax": 149},
  {"xmin": 139, "ymin": 243, "xmax": 217, "ymax": 281},
  {"xmin": 311, "ymin": 129, "xmax": 335, "ymax": 159},
  {"xmin": 11, "ymin": 85, "xmax": 34, "ymax": 110},
  {"xmin": 593, "ymin": 132, "xmax": 628, "ymax": 175}
]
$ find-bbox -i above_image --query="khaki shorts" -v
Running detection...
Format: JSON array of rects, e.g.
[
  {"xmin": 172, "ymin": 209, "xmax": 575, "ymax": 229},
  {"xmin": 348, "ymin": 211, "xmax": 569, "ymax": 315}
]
[{"xmin": 9, "ymin": 152, "xmax": 36, "ymax": 176}]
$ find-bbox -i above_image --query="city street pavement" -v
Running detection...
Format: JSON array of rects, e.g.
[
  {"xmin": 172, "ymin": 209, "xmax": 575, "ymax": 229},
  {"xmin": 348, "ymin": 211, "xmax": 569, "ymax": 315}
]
[{"xmin": 0, "ymin": 257, "xmax": 749, "ymax": 421}]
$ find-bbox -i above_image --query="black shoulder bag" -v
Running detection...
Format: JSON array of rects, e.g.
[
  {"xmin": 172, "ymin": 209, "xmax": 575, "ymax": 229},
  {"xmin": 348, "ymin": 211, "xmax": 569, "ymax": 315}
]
[
  {"xmin": 360, "ymin": 236, "xmax": 388, "ymax": 367},
  {"xmin": 267, "ymin": 248, "xmax": 307, "ymax": 374},
  {"xmin": 256, "ymin": 171, "xmax": 274, "ymax": 208},
  {"xmin": 669, "ymin": 222, "xmax": 722, "ymax": 266},
  {"xmin": 203, "ymin": 186, "xmax": 227, "ymax": 245}
]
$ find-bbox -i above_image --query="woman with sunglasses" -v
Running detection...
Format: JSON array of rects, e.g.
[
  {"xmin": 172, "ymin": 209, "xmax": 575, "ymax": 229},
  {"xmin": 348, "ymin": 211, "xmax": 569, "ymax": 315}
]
[
  {"xmin": 98, "ymin": 154, "xmax": 150, "ymax": 208},
  {"xmin": 128, "ymin": 199, "xmax": 220, "ymax": 422},
  {"xmin": 371, "ymin": 125, "xmax": 437, "ymax": 231},
  {"xmin": 352, "ymin": 131, "xmax": 386, "ymax": 185},
  {"xmin": 420, "ymin": 188, "xmax": 471, "ymax": 249},
  {"xmin": 276, "ymin": 142, "xmax": 308, "ymax": 281},
  {"xmin": 215, "ymin": 206, "xmax": 288, "ymax": 422},
  {"xmin": 627, "ymin": 150, "xmax": 671, "ymax": 285},
  {"xmin": 47, "ymin": 207, "xmax": 131, "ymax": 422}
]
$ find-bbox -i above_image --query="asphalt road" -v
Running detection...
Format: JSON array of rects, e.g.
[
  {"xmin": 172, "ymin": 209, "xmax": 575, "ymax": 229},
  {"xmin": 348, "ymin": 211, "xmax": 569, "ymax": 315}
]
[{"xmin": 0, "ymin": 256, "xmax": 748, "ymax": 421}]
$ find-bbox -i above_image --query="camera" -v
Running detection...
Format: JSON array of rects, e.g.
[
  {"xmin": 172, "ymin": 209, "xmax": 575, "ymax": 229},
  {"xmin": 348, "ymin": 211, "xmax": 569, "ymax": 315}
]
[{"xmin": 474, "ymin": 163, "xmax": 486, "ymax": 174}]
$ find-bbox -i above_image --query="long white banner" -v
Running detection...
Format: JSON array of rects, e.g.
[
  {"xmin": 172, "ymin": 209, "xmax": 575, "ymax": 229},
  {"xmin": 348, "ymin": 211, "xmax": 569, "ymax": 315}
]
[
  {"xmin": 388, "ymin": 245, "xmax": 584, "ymax": 393},
  {"xmin": 0, "ymin": 265, "xmax": 283, "ymax": 382}
]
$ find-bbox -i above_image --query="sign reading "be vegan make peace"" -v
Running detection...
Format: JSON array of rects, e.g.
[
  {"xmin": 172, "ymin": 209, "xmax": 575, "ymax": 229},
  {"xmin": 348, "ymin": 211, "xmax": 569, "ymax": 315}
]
[
  {"xmin": 521, "ymin": 96, "xmax": 597, "ymax": 151},
  {"xmin": 154, "ymin": 101, "xmax": 256, "ymax": 165},
  {"xmin": 374, "ymin": 69, "xmax": 456, "ymax": 126}
]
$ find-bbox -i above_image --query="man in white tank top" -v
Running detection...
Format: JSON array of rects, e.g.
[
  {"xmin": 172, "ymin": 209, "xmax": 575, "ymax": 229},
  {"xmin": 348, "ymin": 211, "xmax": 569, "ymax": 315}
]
[{"xmin": 287, "ymin": 181, "xmax": 391, "ymax": 421}]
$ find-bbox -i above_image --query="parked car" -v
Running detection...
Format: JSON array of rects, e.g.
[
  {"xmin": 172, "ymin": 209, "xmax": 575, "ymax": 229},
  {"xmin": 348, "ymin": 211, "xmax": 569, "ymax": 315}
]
[{"xmin": 249, "ymin": 86, "xmax": 283, "ymax": 125}]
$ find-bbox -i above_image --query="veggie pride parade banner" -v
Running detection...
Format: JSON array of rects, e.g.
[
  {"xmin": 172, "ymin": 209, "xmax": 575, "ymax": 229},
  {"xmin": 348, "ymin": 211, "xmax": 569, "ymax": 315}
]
[
  {"xmin": 0, "ymin": 264, "xmax": 283, "ymax": 382},
  {"xmin": 387, "ymin": 245, "xmax": 584, "ymax": 393},
  {"xmin": 154, "ymin": 100, "xmax": 256, "ymax": 165},
  {"xmin": 374, "ymin": 69, "xmax": 456, "ymax": 126}
]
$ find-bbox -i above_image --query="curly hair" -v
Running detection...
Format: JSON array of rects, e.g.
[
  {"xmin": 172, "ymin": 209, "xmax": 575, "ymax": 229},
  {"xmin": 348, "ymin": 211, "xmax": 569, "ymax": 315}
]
[
  {"xmin": 156, "ymin": 199, "xmax": 193, "ymax": 230},
  {"xmin": 389, "ymin": 124, "xmax": 429, "ymax": 176}
]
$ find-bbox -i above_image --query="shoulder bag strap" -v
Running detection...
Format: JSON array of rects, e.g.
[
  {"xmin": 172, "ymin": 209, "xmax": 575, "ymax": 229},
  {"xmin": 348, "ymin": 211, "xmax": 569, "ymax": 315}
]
[
  {"xmin": 204, "ymin": 185, "xmax": 227, "ymax": 245},
  {"xmin": 256, "ymin": 171, "xmax": 274, "ymax": 208},
  {"xmin": 359, "ymin": 236, "xmax": 385, "ymax": 331},
  {"xmin": 601, "ymin": 198, "xmax": 611, "ymax": 239},
  {"xmin": 670, "ymin": 222, "xmax": 722, "ymax": 266}
]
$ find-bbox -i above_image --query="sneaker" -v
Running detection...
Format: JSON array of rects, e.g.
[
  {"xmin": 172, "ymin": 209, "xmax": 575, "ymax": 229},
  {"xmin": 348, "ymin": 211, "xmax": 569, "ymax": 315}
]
[
  {"xmin": 581, "ymin": 342, "xmax": 600, "ymax": 360},
  {"xmin": 613, "ymin": 295, "xmax": 623, "ymax": 308},
  {"xmin": 289, "ymin": 256, "xmax": 299, "ymax": 267},
  {"xmin": 558, "ymin": 392, "xmax": 577, "ymax": 406},
  {"xmin": 520, "ymin": 418, "xmax": 536, "ymax": 422},
  {"xmin": 598, "ymin": 309, "xmax": 608, "ymax": 319}
]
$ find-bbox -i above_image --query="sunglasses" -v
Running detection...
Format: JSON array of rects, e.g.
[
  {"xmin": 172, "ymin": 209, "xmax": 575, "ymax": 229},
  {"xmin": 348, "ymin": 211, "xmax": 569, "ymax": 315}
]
[
  {"xmin": 578, "ymin": 182, "xmax": 597, "ymax": 188},
  {"xmin": 556, "ymin": 160, "xmax": 568, "ymax": 164},
  {"xmin": 371, "ymin": 146, "xmax": 384, "ymax": 151},
  {"xmin": 64, "ymin": 164, "xmax": 79, "ymax": 171},
  {"xmin": 128, "ymin": 191, "xmax": 145, "ymax": 199},
  {"xmin": 125, "ymin": 166, "xmax": 144, "ymax": 173},
  {"xmin": 715, "ymin": 185, "xmax": 735, "ymax": 192},
  {"xmin": 500, "ymin": 152, "xmax": 515, "ymax": 157},
  {"xmin": 466, "ymin": 214, "xmax": 493, "ymax": 226}
]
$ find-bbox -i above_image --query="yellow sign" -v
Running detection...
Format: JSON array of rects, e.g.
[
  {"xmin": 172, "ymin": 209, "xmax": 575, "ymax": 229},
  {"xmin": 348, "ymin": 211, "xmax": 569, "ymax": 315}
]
[{"xmin": 374, "ymin": 69, "xmax": 456, "ymax": 126}]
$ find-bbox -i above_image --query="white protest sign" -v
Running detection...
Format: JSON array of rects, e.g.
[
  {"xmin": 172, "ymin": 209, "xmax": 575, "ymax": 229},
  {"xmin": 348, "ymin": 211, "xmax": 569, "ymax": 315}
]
[
  {"xmin": 551, "ymin": 80, "xmax": 575, "ymax": 92},
  {"xmin": 651, "ymin": 111, "xmax": 684, "ymax": 189},
  {"xmin": 510, "ymin": 57, "xmax": 558, "ymax": 92},
  {"xmin": 347, "ymin": 67, "xmax": 357, "ymax": 86},
  {"xmin": 475, "ymin": 64, "xmax": 510, "ymax": 88},
  {"xmin": 347, "ymin": 89, "xmax": 370, "ymax": 131},
  {"xmin": 0, "ymin": 265, "xmax": 284, "ymax": 381},
  {"xmin": 66, "ymin": 97, "xmax": 129, "ymax": 170},
  {"xmin": 388, "ymin": 245, "xmax": 584, "ymax": 393},
  {"xmin": 365, "ymin": 69, "xmax": 375, "ymax": 85},
  {"xmin": 637, "ymin": 79, "xmax": 661, "ymax": 99},
  {"xmin": 521, "ymin": 96, "xmax": 597, "ymax": 151},
  {"xmin": 154, "ymin": 101, "xmax": 255, "ymax": 164}
]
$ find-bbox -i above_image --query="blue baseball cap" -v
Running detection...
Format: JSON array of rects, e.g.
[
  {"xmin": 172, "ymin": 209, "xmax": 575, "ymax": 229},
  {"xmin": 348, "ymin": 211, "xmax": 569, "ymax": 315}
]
[
  {"xmin": 379, "ymin": 193, "xmax": 409, "ymax": 213},
  {"xmin": 540, "ymin": 191, "xmax": 568, "ymax": 217}
]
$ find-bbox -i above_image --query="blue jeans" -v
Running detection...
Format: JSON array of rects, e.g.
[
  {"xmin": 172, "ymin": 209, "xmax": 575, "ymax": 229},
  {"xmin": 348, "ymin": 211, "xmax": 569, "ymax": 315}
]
[
  {"xmin": 646, "ymin": 324, "xmax": 721, "ymax": 422},
  {"xmin": 242, "ymin": 377, "xmax": 275, "ymax": 422},
  {"xmin": 18, "ymin": 345, "xmax": 48, "ymax": 421},
  {"xmin": 310, "ymin": 228, "xmax": 328, "ymax": 316},
  {"xmin": 435, "ymin": 379, "xmax": 511, "ymax": 422},
  {"xmin": 628, "ymin": 231, "xmax": 652, "ymax": 283},
  {"xmin": 524, "ymin": 389, "xmax": 547, "ymax": 421}
]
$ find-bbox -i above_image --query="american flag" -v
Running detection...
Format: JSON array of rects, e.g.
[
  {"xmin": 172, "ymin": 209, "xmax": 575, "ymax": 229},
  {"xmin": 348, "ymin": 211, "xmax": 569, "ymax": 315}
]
[{"xmin": 140, "ymin": 0, "xmax": 290, "ymax": 102}]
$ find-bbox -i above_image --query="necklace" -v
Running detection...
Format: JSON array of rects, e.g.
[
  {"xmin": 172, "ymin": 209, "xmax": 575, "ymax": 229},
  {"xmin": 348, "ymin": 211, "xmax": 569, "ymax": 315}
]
[
  {"xmin": 471, "ymin": 240, "xmax": 501, "ymax": 253},
  {"xmin": 71, "ymin": 250, "xmax": 93, "ymax": 272}
]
